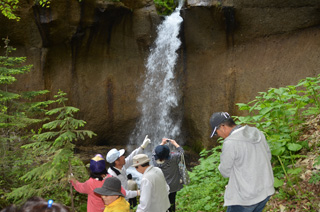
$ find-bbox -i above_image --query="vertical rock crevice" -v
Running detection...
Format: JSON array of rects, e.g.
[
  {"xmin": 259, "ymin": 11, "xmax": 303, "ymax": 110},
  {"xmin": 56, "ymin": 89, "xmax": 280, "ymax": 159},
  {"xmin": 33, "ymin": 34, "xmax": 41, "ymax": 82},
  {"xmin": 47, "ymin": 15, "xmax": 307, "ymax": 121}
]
[{"xmin": 222, "ymin": 6, "xmax": 236, "ymax": 47}]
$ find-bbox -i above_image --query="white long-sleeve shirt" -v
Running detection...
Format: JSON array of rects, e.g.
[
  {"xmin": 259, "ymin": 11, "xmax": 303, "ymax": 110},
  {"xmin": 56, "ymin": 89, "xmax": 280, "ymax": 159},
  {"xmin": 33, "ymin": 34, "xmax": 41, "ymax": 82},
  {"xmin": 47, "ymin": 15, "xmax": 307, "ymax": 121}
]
[
  {"xmin": 137, "ymin": 166, "xmax": 170, "ymax": 212},
  {"xmin": 108, "ymin": 147, "xmax": 143, "ymax": 199}
]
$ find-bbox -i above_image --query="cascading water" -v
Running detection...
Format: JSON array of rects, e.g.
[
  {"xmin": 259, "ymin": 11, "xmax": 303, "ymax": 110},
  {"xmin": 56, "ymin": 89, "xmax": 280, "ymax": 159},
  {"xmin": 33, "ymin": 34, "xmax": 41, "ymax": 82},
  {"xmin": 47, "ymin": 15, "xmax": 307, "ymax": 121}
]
[{"xmin": 129, "ymin": 1, "xmax": 184, "ymax": 152}]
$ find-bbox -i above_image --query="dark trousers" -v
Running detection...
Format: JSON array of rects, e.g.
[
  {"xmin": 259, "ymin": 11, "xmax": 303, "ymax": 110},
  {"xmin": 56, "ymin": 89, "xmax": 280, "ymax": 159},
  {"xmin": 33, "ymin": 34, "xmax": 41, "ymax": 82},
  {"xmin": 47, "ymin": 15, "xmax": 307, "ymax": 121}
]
[
  {"xmin": 226, "ymin": 196, "xmax": 271, "ymax": 212},
  {"xmin": 129, "ymin": 197, "xmax": 137, "ymax": 208},
  {"xmin": 168, "ymin": 192, "xmax": 177, "ymax": 212}
]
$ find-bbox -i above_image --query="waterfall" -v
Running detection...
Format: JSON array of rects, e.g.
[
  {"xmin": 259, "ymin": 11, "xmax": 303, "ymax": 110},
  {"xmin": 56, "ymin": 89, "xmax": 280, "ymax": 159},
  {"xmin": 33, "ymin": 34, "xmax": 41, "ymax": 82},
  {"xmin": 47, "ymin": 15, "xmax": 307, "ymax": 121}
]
[{"xmin": 129, "ymin": 1, "xmax": 184, "ymax": 152}]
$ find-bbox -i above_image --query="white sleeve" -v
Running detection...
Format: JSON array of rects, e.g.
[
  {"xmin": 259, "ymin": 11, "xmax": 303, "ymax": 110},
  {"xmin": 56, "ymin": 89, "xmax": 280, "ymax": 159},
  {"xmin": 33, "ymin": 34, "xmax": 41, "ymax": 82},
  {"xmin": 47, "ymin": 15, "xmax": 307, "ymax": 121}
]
[
  {"xmin": 125, "ymin": 189, "xmax": 138, "ymax": 199},
  {"xmin": 136, "ymin": 178, "xmax": 152, "ymax": 212},
  {"xmin": 218, "ymin": 141, "xmax": 235, "ymax": 178},
  {"xmin": 124, "ymin": 147, "xmax": 144, "ymax": 169}
]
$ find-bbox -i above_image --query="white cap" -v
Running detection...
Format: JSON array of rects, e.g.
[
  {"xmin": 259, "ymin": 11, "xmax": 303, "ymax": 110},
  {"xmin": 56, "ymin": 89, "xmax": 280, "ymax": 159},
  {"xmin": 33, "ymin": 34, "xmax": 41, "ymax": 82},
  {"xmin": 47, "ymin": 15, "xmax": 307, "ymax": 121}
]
[{"xmin": 106, "ymin": 148, "xmax": 125, "ymax": 163}]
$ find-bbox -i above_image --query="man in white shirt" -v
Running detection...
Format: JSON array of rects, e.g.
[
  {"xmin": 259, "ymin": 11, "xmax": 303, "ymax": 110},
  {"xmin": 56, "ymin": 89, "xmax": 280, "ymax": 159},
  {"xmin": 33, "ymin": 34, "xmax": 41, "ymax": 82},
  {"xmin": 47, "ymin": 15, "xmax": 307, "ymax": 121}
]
[
  {"xmin": 132, "ymin": 154, "xmax": 170, "ymax": 212},
  {"xmin": 106, "ymin": 135, "xmax": 151, "ymax": 201}
]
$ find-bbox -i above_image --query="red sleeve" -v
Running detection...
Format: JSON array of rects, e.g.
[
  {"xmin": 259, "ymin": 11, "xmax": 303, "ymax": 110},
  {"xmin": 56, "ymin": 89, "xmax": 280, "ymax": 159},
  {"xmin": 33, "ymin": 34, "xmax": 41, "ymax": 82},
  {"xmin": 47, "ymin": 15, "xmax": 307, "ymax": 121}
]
[
  {"xmin": 121, "ymin": 186, "xmax": 126, "ymax": 196},
  {"xmin": 71, "ymin": 179, "xmax": 91, "ymax": 195}
]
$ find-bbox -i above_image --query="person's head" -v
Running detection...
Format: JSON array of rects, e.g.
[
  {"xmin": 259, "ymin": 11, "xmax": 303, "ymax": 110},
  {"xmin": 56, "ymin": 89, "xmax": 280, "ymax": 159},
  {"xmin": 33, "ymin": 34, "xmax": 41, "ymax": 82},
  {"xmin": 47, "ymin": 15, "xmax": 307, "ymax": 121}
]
[
  {"xmin": 106, "ymin": 148, "xmax": 126, "ymax": 169},
  {"xmin": 0, "ymin": 204, "xmax": 18, "ymax": 212},
  {"xmin": 90, "ymin": 154, "xmax": 108, "ymax": 180},
  {"xmin": 94, "ymin": 177, "xmax": 123, "ymax": 205},
  {"xmin": 154, "ymin": 145, "xmax": 171, "ymax": 161},
  {"xmin": 127, "ymin": 174, "xmax": 132, "ymax": 180},
  {"xmin": 210, "ymin": 112, "xmax": 236, "ymax": 139},
  {"xmin": 132, "ymin": 154, "xmax": 150, "ymax": 174},
  {"xmin": 19, "ymin": 197, "xmax": 70, "ymax": 212}
]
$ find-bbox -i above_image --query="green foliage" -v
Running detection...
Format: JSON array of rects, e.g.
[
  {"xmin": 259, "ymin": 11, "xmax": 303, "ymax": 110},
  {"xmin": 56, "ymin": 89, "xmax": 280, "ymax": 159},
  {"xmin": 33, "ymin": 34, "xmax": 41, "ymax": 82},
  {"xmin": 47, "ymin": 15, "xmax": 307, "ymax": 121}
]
[
  {"xmin": 0, "ymin": 40, "xmax": 50, "ymax": 158},
  {"xmin": 0, "ymin": 0, "xmax": 20, "ymax": 21},
  {"xmin": 0, "ymin": 39, "xmax": 91, "ymax": 210},
  {"xmin": 0, "ymin": 38, "xmax": 56, "ymax": 208},
  {"xmin": 153, "ymin": 0, "xmax": 177, "ymax": 15},
  {"xmin": 177, "ymin": 145, "xmax": 228, "ymax": 211},
  {"xmin": 0, "ymin": 37, "xmax": 51, "ymax": 143},
  {"xmin": 309, "ymin": 156, "xmax": 320, "ymax": 184},
  {"xmin": 178, "ymin": 74, "xmax": 320, "ymax": 211},
  {"xmin": 235, "ymin": 74, "xmax": 320, "ymax": 197},
  {"xmin": 34, "ymin": 0, "xmax": 51, "ymax": 8},
  {"xmin": 6, "ymin": 90, "xmax": 96, "ymax": 210},
  {"xmin": 35, "ymin": 0, "xmax": 83, "ymax": 8},
  {"xmin": 1, "ymin": 0, "xmax": 85, "ymax": 21}
]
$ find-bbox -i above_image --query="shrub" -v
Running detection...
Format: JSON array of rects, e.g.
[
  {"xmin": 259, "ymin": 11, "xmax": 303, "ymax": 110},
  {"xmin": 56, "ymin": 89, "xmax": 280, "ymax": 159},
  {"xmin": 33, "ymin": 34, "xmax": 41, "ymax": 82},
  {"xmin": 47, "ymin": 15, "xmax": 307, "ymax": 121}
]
[{"xmin": 177, "ymin": 145, "xmax": 227, "ymax": 211}]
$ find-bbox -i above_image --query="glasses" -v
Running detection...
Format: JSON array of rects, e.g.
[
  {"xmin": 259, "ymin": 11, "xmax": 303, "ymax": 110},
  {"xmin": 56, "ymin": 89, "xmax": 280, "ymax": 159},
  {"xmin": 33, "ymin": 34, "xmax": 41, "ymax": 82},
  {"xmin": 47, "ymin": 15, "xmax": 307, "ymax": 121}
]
[{"xmin": 214, "ymin": 124, "xmax": 223, "ymax": 135}]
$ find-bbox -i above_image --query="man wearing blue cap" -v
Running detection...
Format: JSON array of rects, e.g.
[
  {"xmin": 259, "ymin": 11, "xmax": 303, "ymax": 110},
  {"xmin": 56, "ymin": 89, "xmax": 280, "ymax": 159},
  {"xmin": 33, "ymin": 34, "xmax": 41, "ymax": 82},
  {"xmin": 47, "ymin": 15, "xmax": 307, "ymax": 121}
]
[
  {"xmin": 106, "ymin": 135, "xmax": 151, "ymax": 200},
  {"xmin": 210, "ymin": 112, "xmax": 275, "ymax": 212}
]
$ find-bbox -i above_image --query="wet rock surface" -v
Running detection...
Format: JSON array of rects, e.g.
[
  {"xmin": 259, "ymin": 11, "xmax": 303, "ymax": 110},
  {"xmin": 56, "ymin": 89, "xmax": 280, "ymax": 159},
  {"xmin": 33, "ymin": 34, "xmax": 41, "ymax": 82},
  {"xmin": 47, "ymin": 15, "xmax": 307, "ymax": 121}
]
[{"xmin": 1, "ymin": 0, "xmax": 320, "ymax": 151}]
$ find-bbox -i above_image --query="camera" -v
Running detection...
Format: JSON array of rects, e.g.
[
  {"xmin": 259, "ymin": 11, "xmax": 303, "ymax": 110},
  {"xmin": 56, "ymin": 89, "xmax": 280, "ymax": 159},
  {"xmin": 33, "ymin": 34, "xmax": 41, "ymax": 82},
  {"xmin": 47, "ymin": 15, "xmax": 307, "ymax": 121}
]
[{"xmin": 166, "ymin": 139, "xmax": 170, "ymax": 143}]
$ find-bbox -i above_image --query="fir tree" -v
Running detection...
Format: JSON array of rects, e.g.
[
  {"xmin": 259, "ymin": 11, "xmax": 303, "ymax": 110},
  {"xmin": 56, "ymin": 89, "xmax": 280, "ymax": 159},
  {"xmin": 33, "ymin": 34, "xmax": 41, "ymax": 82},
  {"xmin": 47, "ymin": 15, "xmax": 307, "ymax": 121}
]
[
  {"xmin": 7, "ymin": 90, "xmax": 96, "ymax": 209},
  {"xmin": 0, "ymin": 37, "xmax": 53, "ymax": 208}
]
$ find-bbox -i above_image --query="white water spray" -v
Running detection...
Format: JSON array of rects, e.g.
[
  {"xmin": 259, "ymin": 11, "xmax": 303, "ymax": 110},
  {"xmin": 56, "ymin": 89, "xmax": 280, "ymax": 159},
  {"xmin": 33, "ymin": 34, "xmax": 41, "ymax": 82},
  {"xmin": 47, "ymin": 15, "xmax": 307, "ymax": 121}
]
[{"xmin": 129, "ymin": 1, "xmax": 184, "ymax": 151}]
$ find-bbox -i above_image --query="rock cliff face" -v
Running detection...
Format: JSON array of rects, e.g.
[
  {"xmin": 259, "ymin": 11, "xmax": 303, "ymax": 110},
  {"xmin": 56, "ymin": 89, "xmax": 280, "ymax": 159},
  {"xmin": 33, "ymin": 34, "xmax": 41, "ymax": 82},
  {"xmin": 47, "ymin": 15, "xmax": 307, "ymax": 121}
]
[{"xmin": 1, "ymin": 0, "xmax": 320, "ymax": 149}]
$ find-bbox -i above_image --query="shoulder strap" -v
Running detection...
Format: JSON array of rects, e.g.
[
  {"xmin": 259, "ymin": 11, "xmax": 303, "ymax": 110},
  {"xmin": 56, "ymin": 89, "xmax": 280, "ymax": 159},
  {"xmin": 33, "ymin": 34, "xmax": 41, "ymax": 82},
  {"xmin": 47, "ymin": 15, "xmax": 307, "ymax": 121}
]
[
  {"xmin": 181, "ymin": 153, "xmax": 186, "ymax": 166},
  {"xmin": 110, "ymin": 166, "xmax": 121, "ymax": 176}
]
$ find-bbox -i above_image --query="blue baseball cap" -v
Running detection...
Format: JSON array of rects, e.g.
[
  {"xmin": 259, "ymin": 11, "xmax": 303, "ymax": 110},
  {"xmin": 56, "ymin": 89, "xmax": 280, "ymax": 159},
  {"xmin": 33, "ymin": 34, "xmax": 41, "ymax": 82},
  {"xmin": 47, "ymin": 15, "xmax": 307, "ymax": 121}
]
[{"xmin": 154, "ymin": 145, "xmax": 171, "ymax": 160}]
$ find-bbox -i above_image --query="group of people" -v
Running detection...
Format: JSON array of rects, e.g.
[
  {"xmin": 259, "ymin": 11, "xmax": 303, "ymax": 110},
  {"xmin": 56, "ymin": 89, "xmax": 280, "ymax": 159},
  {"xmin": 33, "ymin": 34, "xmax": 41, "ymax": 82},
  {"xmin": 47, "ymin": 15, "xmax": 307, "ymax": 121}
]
[
  {"xmin": 1, "ymin": 111, "xmax": 275, "ymax": 212},
  {"xmin": 70, "ymin": 111, "xmax": 275, "ymax": 212},
  {"xmin": 70, "ymin": 135, "xmax": 185, "ymax": 212}
]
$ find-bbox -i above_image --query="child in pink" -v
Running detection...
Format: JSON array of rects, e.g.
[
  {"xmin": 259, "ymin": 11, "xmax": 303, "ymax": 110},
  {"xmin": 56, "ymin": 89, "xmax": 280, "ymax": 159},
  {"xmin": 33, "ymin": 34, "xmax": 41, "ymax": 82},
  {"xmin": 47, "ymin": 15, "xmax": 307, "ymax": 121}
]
[{"xmin": 70, "ymin": 154, "xmax": 126, "ymax": 212}]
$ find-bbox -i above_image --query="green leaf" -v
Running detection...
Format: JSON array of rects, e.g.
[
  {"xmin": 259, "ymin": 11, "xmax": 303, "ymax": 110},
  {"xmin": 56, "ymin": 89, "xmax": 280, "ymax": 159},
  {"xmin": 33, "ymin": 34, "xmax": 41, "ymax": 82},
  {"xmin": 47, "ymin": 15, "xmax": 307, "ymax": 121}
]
[
  {"xmin": 274, "ymin": 177, "xmax": 284, "ymax": 188},
  {"xmin": 260, "ymin": 107, "xmax": 273, "ymax": 115},
  {"xmin": 236, "ymin": 103, "xmax": 250, "ymax": 111},
  {"xmin": 287, "ymin": 168, "xmax": 302, "ymax": 175},
  {"xmin": 271, "ymin": 147, "xmax": 285, "ymax": 156},
  {"xmin": 287, "ymin": 143, "xmax": 302, "ymax": 152},
  {"xmin": 46, "ymin": 107, "xmax": 64, "ymax": 116}
]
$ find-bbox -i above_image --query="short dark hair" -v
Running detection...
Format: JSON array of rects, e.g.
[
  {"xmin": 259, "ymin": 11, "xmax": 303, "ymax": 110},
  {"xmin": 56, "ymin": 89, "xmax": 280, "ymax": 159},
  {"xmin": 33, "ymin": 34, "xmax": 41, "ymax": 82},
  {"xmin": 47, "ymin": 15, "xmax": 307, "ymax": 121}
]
[
  {"xmin": 141, "ymin": 162, "xmax": 150, "ymax": 167},
  {"xmin": 19, "ymin": 197, "xmax": 70, "ymax": 212},
  {"xmin": 0, "ymin": 204, "xmax": 17, "ymax": 212},
  {"xmin": 127, "ymin": 174, "xmax": 132, "ymax": 180},
  {"xmin": 90, "ymin": 169, "xmax": 108, "ymax": 181},
  {"xmin": 221, "ymin": 117, "xmax": 236, "ymax": 127}
]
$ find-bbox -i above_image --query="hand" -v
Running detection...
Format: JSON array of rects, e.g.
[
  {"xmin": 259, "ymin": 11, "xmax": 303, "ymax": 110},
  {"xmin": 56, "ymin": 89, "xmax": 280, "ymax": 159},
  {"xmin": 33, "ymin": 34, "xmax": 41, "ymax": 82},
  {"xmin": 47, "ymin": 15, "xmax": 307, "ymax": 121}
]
[
  {"xmin": 169, "ymin": 139, "xmax": 177, "ymax": 145},
  {"xmin": 171, "ymin": 140, "xmax": 180, "ymax": 148},
  {"xmin": 166, "ymin": 138, "xmax": 180, "ymax": 148},
  {"xmin": 137, "ymin": 190, "xmax": 141, "ymax": 196},
  {"xmin": 141, "ymin": 135, "xmax": 151, "ymax": 149},
  {"xmin": 68, "ymin": 173, "xmax": 76, "ymax": 184},
  {"xmin": 161, "ymin": 138, "xmax": 168, "ymax": 145}
]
